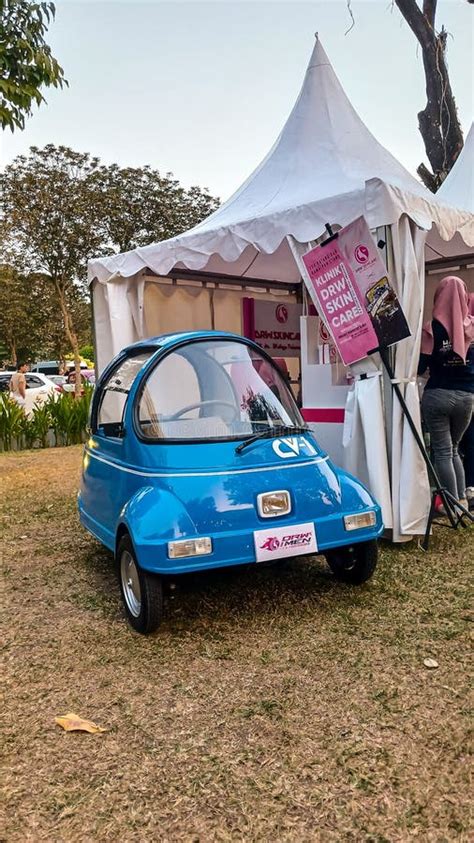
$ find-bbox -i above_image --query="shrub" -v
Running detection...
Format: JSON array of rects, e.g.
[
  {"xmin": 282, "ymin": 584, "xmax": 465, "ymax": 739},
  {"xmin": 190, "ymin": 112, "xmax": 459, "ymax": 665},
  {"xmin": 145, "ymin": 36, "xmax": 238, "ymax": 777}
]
[
  {"xmin": 0, "ymin": 395, "xmax": 26, "ymax": 451},
  {"xmin": 0, "ymin": 389, "xmax": 92, "ymax": 451},
  {"xmin": 29, "ymin": 401, "xmax": 53, "ymax": 448}
]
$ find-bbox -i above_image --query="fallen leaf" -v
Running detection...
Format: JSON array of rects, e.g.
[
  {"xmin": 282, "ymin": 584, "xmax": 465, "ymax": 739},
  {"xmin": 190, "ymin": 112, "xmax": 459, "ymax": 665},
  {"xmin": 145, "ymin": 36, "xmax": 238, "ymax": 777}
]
[
  {"xmin": 423, "ymin": 658, "xmax": 439, "ymax": 669},
  {"xmin": 55, "ymin": 712, "xmax": 107, "ymax": 733}
]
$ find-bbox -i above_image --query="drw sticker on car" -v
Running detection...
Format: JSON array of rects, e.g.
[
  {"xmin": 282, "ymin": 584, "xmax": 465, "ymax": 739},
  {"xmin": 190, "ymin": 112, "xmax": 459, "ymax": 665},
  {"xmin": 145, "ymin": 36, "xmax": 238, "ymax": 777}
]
[{"xmin": 254, "ymin": 521, "xmax": 317, "ymax": 562}]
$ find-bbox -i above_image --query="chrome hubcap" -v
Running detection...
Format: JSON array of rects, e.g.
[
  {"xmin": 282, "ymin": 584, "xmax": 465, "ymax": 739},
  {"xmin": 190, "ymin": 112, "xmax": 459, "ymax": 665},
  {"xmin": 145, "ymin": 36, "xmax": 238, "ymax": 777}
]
[{"xmin": 120, "ymin": 550, "xmax": 141, "ymax": 617}]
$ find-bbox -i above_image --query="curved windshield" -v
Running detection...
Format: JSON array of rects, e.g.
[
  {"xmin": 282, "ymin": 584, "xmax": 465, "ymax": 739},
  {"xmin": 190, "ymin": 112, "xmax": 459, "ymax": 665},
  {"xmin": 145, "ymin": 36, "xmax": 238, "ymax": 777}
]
[{"xmin": 137, "ymin": 339, "xmax": 303, "ymax": 441}]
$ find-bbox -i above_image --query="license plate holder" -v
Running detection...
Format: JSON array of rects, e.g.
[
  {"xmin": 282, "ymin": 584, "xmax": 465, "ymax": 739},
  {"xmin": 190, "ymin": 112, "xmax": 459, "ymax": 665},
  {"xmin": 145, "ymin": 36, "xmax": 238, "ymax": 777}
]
[{"xmin": 254, "ymin": 521, "xmax": 317, "ymax": 562}]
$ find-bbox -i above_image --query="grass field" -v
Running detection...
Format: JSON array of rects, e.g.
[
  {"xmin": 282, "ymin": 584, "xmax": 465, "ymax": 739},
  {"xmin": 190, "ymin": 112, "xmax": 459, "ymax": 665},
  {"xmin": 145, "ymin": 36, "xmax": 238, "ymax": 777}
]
[{"xmin": 1, "ymin": 446, "xmax": 472, "ymax": 841}]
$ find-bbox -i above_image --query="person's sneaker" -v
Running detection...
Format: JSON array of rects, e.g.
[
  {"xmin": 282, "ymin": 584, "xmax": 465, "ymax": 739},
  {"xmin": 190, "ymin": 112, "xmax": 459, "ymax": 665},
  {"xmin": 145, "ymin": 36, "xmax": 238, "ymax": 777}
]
[
  {"xmin": 466, "ymin": 487, "xmax": 474, "ymax": 511},
  {"xmin": 457, "ymin": 498, "xmax": 469, "ymax": 513}
]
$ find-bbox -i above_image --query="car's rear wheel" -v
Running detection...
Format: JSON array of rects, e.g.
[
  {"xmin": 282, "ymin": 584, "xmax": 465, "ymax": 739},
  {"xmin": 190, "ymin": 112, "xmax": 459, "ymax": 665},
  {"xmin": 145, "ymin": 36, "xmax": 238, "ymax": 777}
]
[
  {"xmin": 117, "ymin": 534, "xmax": 163, "ymax": 633},
  {"xmin": 325, "ymin": 539, "xmax": 378, "ymax": 584}
]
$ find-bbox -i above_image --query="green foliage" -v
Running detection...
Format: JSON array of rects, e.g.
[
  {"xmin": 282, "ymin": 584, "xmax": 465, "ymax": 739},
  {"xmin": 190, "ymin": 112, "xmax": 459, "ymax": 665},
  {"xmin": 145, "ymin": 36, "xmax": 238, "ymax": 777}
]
[
  {"xmin": 46, "ymin": 385, "xmax": 92, "ymax": 446},
  {"xmin": 0, "ymin": 144, "xmax": 218, "ymax": 371},
  {"xmin": 0, "ymin": 145, "xmax": 103, "ymax": 285},
  {"xmin": 25, "ymin": 400, "xmax": 51, "ymax": 447},
  {"xmin": 0, "ymin": 394, "xmax": 26, "ymax": 450},
  {"xmin": 87, "ymin": 163, "xmax": 219, "ymax": 253},
  {"xmin": 0, "ymin": 388, "xmax": 92, "ymax": 450},
  {"xmin": 79, "ymin": 344, "xmax": 94, "ymax": 363},
  {"xmin": 0, "ymin": 265, "xmax": 92, "ymax": 367},
  {"xmin": 0, "ymin": 145, "xmax": 103, "ymax": 387},
  {"xmin": 1, "ymin": 1, "xmax": 67, "ymax": 132}
]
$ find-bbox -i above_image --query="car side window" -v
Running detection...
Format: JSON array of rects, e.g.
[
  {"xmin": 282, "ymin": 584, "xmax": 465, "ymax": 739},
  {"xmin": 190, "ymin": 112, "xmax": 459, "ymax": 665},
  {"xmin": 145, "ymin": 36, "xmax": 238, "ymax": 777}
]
[
  {"xmin": 26, "ymin": 375, "xmax": 43, "ymax": 388},
  {"xmin": 96, "ymin": 353, "xmax": 153, "ymax": 435}
]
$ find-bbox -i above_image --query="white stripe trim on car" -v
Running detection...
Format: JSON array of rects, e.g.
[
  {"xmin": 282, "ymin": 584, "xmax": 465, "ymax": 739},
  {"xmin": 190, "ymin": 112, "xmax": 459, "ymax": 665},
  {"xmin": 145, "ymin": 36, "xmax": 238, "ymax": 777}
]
[{"xmin": 85, "ymin": 448, "xmax": 329, "ymax": 479}]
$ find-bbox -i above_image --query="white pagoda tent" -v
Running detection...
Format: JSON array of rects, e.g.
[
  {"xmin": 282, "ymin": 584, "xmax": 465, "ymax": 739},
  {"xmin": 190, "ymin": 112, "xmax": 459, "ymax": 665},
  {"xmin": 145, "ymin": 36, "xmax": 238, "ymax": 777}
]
[
  {"xmin": 437, "ymin": 122, "xmax": 474, "ymax": 213},
  {"xmin": 424, "ymin": 122, "xmax": 473, "ymax": 315},
  {"xmin": 89, "ymin": 36, "xmax": 473, "ymax": 541}
]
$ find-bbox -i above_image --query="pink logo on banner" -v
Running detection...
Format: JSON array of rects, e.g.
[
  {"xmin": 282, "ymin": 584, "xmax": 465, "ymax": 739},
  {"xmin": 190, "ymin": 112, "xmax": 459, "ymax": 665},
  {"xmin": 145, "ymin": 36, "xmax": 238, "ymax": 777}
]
[
  {"xmin": 302, "ymin": 242, "xmax": 379, "ymax": 366},
  {"xmin": 275, "ymin": 304, "xmax": 288, "ymax": 324},
  {"xmin": 354, "ymin": 244, "xmax": 369, "ymax": 264}
]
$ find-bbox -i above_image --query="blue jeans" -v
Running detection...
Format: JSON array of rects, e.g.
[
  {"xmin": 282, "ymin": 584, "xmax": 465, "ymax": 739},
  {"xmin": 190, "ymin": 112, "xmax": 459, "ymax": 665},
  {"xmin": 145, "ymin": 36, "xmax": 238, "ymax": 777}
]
[
  {"xmin": 422, "ymin": 388, "xmax": 473, "ymax": 499},
  {"xmin": 460, "ymin": 417, "xmax": 474, "ymax": 489}
]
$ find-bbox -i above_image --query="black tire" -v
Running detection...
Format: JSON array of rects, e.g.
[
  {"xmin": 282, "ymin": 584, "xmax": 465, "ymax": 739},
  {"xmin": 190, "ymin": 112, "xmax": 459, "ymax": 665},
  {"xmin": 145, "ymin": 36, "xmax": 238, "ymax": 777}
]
[
  {"xmin": 325, "ymin": 539, "xmax": 378, "ymax": 585},
  {"xmin": 116, "ymin": 534, "xmax": 163, "ymax": 634}
]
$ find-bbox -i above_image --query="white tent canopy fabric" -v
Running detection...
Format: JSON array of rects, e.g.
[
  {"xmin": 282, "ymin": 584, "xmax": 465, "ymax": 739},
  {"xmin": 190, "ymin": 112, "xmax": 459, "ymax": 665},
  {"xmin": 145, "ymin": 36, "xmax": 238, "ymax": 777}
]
[
  {"xmin": 89, "ymin": 36, "xmax": 474, "ymax": 542},
  {"xmin": 437, "ymin": 122, "xmax": 474, "ymax": 214},
  {"xmin": 89, "ymin": 39, "xmax": 473, "ymax": 288}
]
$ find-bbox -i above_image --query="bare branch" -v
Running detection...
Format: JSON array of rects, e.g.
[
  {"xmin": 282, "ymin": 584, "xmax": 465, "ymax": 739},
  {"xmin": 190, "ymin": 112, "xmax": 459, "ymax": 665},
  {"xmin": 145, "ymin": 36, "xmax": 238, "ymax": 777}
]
[
  {"xmin": 394, "ymin": 0, "xmax": 464, "ymax": 190},
  {"xmin": 345, "ymin": 0, "xmax": 355, "ymax": 35}
]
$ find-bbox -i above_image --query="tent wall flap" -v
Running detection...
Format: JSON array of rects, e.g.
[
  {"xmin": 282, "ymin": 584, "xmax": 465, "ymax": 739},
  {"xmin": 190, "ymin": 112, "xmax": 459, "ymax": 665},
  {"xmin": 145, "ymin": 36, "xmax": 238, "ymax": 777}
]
[{"xmin": 387, "ymin": 216, "xmax": 431, "ymax": 538}]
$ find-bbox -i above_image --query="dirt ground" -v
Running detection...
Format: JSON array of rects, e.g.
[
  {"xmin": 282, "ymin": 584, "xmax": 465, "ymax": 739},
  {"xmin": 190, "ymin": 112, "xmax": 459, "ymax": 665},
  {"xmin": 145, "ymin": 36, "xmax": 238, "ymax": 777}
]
[{"xmin": 1, "ymin": 446, "xmax": 472, "ymax": 842}]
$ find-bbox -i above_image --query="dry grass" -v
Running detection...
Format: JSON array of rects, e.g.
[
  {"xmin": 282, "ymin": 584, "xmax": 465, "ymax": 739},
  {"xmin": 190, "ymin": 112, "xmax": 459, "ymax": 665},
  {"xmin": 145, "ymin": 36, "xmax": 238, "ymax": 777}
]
[{"xmin": 1, "ymin": 446, "xmax": 472, "ymax": 842}]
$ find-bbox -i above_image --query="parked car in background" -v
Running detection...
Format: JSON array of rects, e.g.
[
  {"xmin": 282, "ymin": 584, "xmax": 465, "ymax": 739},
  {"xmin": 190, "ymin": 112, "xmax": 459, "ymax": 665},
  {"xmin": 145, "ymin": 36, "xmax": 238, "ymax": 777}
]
[
  {"xmin": 48, "ymin": 375, "xmax": 68, "ymax": 391},
  {"xmin": 0, "ymin": 371, "xmax": 61, "ymax": 414},
  {"xmin": 31, "ymin": 360, "xmax": 62, "ymax": 376},
  {"xmin": 63, "ymin": 369, "xmax": 96, "ymax": 394}
]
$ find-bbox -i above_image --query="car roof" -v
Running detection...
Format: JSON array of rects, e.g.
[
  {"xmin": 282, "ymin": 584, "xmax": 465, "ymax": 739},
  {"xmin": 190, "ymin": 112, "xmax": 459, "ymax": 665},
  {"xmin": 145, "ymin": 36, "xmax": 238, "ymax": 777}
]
[
  {"xmin": 0, "ymin": 371, "xmax": 52, "ymax": 380},
  {"xmin": 123, "ymin": 330, "xmax": 253, "ymax": 355}
]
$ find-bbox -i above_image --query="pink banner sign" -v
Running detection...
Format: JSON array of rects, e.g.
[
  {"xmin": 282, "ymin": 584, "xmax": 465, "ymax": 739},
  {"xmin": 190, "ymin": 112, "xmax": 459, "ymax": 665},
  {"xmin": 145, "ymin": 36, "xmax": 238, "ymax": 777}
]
[
  {"xmin": 242, "ymin": 298, "xmax": 302, "ymax": 358},
  {"xmin": 302, "ymin": 239, "xmax": 378, "ymax": 365}
]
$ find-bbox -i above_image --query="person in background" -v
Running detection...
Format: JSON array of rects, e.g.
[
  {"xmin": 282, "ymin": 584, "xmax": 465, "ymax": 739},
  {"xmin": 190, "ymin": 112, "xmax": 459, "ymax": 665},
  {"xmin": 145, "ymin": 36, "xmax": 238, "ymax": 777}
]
[
  {"xmin": 9, "ymin": 362, "xmax": 28, "ymax": 409},
  {"xmin": 418, "ymin": 276, "xmax": 474, "ymax": 512},
  {"xmin": 460, "ymin": 292, "xmax": 474, "ymax": 509}
]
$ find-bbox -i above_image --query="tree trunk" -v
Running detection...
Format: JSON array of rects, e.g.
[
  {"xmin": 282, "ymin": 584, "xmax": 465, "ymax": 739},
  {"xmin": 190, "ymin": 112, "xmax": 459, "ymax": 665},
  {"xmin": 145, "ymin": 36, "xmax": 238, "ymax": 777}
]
[
  {"xmin": 394, "ymin": 0, "xmax": 464, "ymax": 191},
  {"xmin": 10, "ymin": 340, "xmax": 17, "ymax": 369},
  {"xmin": 54, "ymin": 279, "xmax": 82, "ymax": 399}
]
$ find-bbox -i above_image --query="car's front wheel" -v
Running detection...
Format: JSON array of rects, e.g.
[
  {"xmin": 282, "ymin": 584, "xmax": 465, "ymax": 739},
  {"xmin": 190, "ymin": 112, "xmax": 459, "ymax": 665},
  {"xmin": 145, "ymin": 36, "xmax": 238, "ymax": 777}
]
[
  {"xmin": 117, "ymin": 534, "xmax": 163, "ymax": 633},
  {"xmin": 325, "ymin": 539, "xmax": 378, "ymax": 584}
]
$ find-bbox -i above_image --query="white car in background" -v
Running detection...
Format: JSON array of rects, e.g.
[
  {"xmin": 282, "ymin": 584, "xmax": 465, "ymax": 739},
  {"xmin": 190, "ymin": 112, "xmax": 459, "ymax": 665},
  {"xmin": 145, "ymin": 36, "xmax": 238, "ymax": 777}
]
[{"xmin": 0, "ymin": 371, "xmax": 61, "ymax": 415}]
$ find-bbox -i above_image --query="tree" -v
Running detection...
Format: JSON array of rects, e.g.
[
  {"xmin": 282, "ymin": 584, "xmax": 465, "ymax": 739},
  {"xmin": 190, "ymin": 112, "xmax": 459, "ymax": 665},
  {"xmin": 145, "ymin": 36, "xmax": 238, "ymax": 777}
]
[
  {"xmin": 36, "ymin": 282, "xmax": 92, "ymax": 365},
  {"xmin": 393, "ymin": 0, "xmax": 466, "ymax": 191},
  {"xmin": 91, "ymin": 164, "xmax": 219, "ymax": 254},
  {"xmin": 0, "ymin": 145, "xmax": 103, "ymax": 394},
  {"xmin": 0, "ymin": 265, "xmax": 40, "ymax": 364},
  {"xmin": 0, "ymin": 145, "xmax": 219, "ymax": 389},
  {"xmin": 1, "ymin": 1, "xmax": 67, "ymax": 131},
  {"xmin": 0, "ymin": 265, "xmax": 92, "ymax": 366}
]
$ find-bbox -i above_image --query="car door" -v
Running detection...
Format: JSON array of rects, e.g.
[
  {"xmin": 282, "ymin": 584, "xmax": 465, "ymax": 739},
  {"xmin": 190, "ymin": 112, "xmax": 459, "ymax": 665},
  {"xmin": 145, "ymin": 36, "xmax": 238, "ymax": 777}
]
[
  {"xmin": 81, "ymin": 352, "xmax": 153, "ymax": 548},
  {"xmin": 25, "ymin": 374, "xmax": 50, "ymax": 412},
  {"xmin": 0, "ymin": 375, "xmax": 11, "ymax": 395}
]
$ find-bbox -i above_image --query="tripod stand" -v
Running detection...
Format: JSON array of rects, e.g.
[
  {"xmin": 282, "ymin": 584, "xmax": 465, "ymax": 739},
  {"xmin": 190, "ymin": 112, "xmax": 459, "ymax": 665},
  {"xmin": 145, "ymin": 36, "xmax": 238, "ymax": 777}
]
[{"xmin": 369, "ymin": 345, "xmax": 473, "ymax": 550}]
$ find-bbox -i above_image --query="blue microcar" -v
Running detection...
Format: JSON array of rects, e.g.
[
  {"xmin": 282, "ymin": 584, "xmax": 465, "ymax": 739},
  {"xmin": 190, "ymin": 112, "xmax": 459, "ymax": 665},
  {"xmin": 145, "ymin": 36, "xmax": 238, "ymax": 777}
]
[{"xmin": 78, "ymin": 331, "xmax": 383, "ymax": 633}]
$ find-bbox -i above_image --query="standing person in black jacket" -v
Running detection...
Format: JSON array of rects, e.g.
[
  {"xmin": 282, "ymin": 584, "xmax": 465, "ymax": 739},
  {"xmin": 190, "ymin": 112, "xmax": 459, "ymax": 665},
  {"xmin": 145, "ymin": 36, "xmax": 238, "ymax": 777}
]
[{"xmin": 418, "ymin": 276, "xmax": 474, "ymax": 511}]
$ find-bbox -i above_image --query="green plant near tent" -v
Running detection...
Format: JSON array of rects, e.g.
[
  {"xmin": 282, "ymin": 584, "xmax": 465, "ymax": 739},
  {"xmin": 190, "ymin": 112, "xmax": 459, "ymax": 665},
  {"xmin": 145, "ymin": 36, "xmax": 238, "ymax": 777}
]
[
  {"xmin": 47, "ymin": 392, "xmax": 78, "ymax": 446},
  {"xmin": 0, "ymin": 395, "xmax": 25, "ymax": 450},
  {"xmin": 28, "ymin": 401, "xmax": 53, "ymax": 448},
  {"xmin": 46, "ymin": 387, "xmax": 92, "ymax": 446},
  {"xmin": 75, "ymin": 384, "xmax": 93, "ymax": 436},
  {"xmin": 0, "ymin": 389, "xmax": 92, "ymax": 451},
  {"xmin": 20, "ymin": 411, "xmax": 36, "ymax": 450}
]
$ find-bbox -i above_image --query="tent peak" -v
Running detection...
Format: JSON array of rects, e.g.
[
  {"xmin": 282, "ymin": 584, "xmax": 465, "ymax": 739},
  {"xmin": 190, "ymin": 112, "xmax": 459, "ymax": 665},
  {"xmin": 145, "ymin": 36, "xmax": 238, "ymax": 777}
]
[{"xmin": 307, "ymin": 33, "xmax": 331, "ymax": 70}]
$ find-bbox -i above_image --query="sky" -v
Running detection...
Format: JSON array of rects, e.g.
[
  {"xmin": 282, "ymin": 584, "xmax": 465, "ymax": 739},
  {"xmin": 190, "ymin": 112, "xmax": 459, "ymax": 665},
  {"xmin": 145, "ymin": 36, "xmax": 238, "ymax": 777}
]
[{"xmin": 1, "ymin": 0, "xmax": 472, "ymax": 202}]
